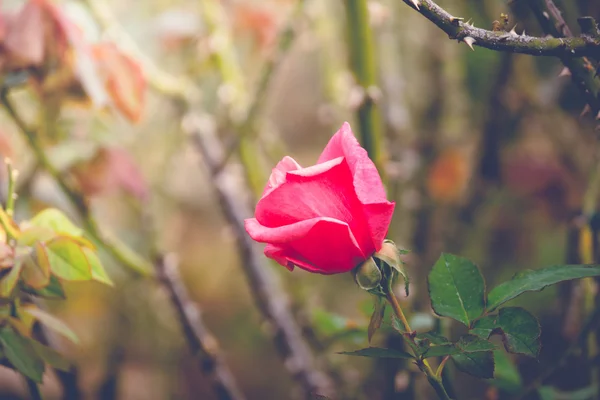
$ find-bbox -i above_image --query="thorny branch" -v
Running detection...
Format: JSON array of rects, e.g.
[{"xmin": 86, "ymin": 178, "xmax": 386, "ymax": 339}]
[
  {"xmin": 157, "ymin": 254, "xmax": 246, "ymax": 400},
  {"xmin": 528, "ymin": 0, "xmax": 600, "ymax": 115},
  {"xmin": 404, "ymin": 0, "xmax": 600, "ymax": 58}
]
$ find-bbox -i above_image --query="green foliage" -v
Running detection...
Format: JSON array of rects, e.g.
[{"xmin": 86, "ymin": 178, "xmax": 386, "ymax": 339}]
[
  {"xmin": 422, "ymin": 334, "xmax": 495, "ymax": 358},
  {"xmin": 337, "ymin": 347, "xmax": 414, "ymax": 359},
  {"xmin": 0, "ymin": 206, "xmax": 112, "ymax": 383},
  {"xmin": 21, "ymin": 306, "xmax": 79, "ymax": 344},
  {"xmin": 487, "ymin": 265, "xmax": 600, "ymax": 311},
  {"xmin": 451, "ymin": 351, "xmax": 494, "ymax": 379},
  {"xmin": 428, "ymin": 253, "xmax": 486, "ymax": 327},
  {"xmin": 480, "ymin": 307, "xmax": 541, "ymax": 357},
  {"xmin": 0, "ymin": 327, "xmax": 44, "ymax": 382},
  {"xmin": 367, "ymin": 296, "xmax": 385, "ymax": 343},
  {"xmin": 29, "ymin": 208, "xmax": 83, "ymax": 237},
  {"xmin": 43, "ymin": 238, "xmax": 93, "ymax": 281},
  {"xmin": 492, "ymin": 350, "xmax": 522, "ymax": 394}
]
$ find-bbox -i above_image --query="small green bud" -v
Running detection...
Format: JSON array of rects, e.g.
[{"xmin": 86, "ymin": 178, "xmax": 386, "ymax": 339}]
[{"xmin": 353, "ymin": 257, "xmax": 382, "ymax": 290}]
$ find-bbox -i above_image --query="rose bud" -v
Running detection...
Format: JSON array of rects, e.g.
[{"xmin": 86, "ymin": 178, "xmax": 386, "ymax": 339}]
[{"xmin": 245, "ymin": 122, "xmax": 395, "ymax": 274}]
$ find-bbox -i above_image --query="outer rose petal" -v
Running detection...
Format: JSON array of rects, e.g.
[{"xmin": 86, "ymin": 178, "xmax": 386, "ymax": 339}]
[
  {"xmin": 317, "ymin": 122, "xmax": 395, "ymax": 250},
  {"xmin": 262, "ymin": 156, "xmax": 302, "ymax": 197},
  {"xmin": 245, "ymin": 217, "xmax": 365, "ymax": 274},
  {"xmin": 255, "ymin": 157, "xmax": 376, "ymax": 255}
]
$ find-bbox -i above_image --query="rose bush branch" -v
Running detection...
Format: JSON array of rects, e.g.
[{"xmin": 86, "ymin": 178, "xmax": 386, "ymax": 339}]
[
  {"xmin": 403, "ymin": 0, "xmax": 600, "ymax": 58},
  {"xmin": 156, "ymin": 254, "xmax": 246, "ymax": 400},
  {"xmin": 527, "ymin": 0, "xmax": 600, "ymax": 115},
  {"xmin": 184, "ymin": 114, "xmax": 335, "ymax": 398}
]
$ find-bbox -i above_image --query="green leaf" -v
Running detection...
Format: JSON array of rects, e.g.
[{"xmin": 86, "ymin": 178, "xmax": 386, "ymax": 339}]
[
  {"xmin": 29, "ymin": 209, "xmax": 83, "ymax": 237},
  {"xmin": 487, "ymin": 265, "xmax": 600, "ymax": 312},
  {"xmin": 416, "ymin": 331, "xmax": 450, "ymax": 345},
  {"xmin": 21, "ymin": 243, "xmax": 51, "ymax": 289},
  {"xmin": 337, "ymin": 347, "xmax": 414, "ymax": 359},
  {"xmin": 458, "ymin": 334, "xmax": 496, "ymax": 352},
  {"xmin": 0, "ymin": 328, "xmax": 44, "ymax": 382},
  {"xmin": 368, "ymin": 296, "xmax": 385, "ymax": 342},
  {"xmin": 471, "ymin": 315, "xmax": 498, "ymax": 339},
  {"xmin": 24, "ymin": 275, "xmax": 66, "ymax": 299},
  {"xmin": 492, "ymin": 350, "xmax": 522, "ymax": 393},
  {"xmin": 43, "ymin": 238, "xmax": 92, "ymax": 281},
  {"xmin": 451, "ymin": 350, "xmax": 494, "ymax": 379},
  {"xmin": 17, "ymin": 227, "xmax": 56, "ymax": 246},
  {"xmin": 497, "ymin": 307, "xmax": 541, "ymax": 357},
  {"xmin": 29, "ymin": 340, "xmax": 72, "ymax": 372},
  {"xmin": 422, "ymin": 334, "xmax": 495, "ymax": 359},
  {"xmin": 427, "ymin": 253, "xmax": 486, "ymax": 326},
  {"xmin": 21, "ymin": 307, "xmax": 79, "ymax": 344},
  {"xmin": 470, "ymin": 308, "xmax": 540, "ymax": 357},
  {"xmin": 82, "ymin": 248, "xmax": 113, "ymax": 286},
  {"xmin": 423, "ymin": 344, "xmax": 459, "ymax": 358}
]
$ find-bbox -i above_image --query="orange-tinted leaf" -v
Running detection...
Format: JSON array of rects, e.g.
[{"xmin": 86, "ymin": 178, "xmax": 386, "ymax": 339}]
[
  {"xmin": 21, "ymin": 243, "xmax": 51, "ymax": 289},
  {"xmin": 427, "ymin": 148, "xmax": 470, "ymax": 204},
  {"xmin": 233, "ymin": 5, "xmax": 278, "ymax": 49},
  {"xmin": 72, "ymin": 147, "xmax": 148, "ymax": 200},
  {"xmin": 4, "ymin": 1, "xmax": 45, "ymax": 67},
  {"xmin": 93, "ymin": 43, "xmax": 146, "ymax": 122}
]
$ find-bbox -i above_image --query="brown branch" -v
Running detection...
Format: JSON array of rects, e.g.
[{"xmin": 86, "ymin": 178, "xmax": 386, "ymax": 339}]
[
  {"xmin": 183, "ymin": 115, "xmax": 334, "ymax": 399},
  {"xmin": 402, "ymin": 0, "xmax": 600, "ymax": 57},
  {"xmin": 156, "ymin": 253, "xmax": 246, "ymax": 400},
  {"xmin": 527, "ymin": 0, "xmax": 600, "ymax": 114}
]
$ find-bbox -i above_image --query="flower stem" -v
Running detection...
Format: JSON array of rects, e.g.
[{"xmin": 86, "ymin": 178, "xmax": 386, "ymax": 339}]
[{"xmin": 385, "ymin": 281, "xmax": 453, "ymax": 400}]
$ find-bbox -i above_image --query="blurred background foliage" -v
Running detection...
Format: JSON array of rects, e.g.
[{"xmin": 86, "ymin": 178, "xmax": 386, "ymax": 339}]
[{"xmin": 0, "ymin": 0, "xmax": 598, "ymax": 399}]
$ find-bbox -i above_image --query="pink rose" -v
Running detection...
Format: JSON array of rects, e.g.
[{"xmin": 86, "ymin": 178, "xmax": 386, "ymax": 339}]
[{"xmin": 245, "ymin": 123, "xmax": 395, "ymax": 274}]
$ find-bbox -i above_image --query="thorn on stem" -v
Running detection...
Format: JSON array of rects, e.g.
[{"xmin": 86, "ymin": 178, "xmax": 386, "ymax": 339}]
[
  {"xmin": 509, "ymin": 24, "xmax": 518, "ymax": 36},
  {"xmin": 409, "ymin": 0, "xmax": 420, "ymax": 9},
  {"xmin": 558, "ymin": 67, "xmax": 571, "ymax": 78},
  {"xmin": 580, "ymin": 104, "xmax": 591, "ymax": 118},
  {"xmin": 463, "ymin": 36, "xmax": 476, "ymax": 51}
]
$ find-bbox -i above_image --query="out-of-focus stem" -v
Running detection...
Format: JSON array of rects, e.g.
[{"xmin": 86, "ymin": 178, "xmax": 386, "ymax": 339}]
[
  {"xmin": 6, "ymin": 159, "xmax": 16, "ymax": 217},
  {"xmin": 198, "ymin": 0, "xmax": 264, "ymax": 196},
  {"xmin": 343, "ymin": 0, "xmax": 386, "ymax": 175},
  {"xmin": 25, "ymin": 377, "xmax": 43, "ymax": 400}
]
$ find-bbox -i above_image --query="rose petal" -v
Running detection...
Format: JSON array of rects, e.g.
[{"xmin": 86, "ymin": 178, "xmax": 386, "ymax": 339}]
[
  {"xmin": 255, "ymin": 156, "xmax": 376, "ymax": 255},
  {"xmin": 263, "ymin": 156, "xmax": 302, "ymax": 196},
  {"xmin": 245, "ymin": 217, "xmax": 365, "ymax": 274},
  {"xmin": 318, "ymin": 122, "xmax": 387, "ymax": 205},
  {"xmin": 264, "ymin": 244, "xmax": 294, "ymax": 271},
  {"xmin": 317, "ymin": 122, "xmax": 395, "ymax": 250}
]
